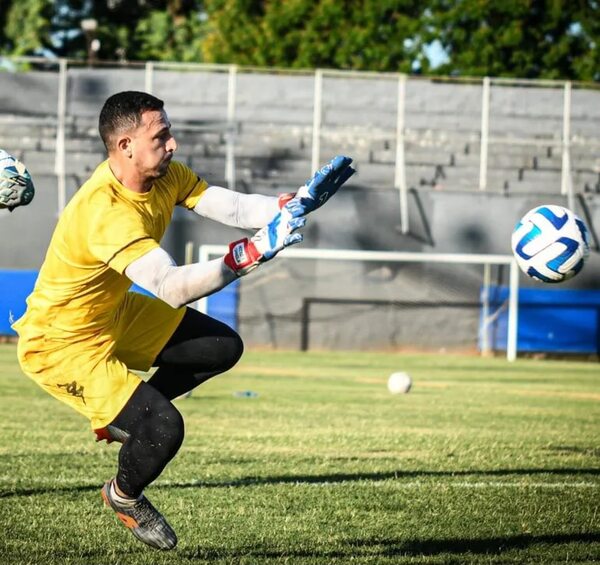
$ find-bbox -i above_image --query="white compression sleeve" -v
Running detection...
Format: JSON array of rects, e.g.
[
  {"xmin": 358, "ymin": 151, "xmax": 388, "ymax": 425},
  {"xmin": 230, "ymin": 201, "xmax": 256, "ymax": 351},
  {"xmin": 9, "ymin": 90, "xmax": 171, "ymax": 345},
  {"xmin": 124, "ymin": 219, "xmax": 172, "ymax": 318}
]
[
  {"xmin": 125, "ymin": 247, "xmax": 237, "ymax": 309},
  {"xmin": 193, "ymin": 185, "xmax": 280, "ymax": 229}
]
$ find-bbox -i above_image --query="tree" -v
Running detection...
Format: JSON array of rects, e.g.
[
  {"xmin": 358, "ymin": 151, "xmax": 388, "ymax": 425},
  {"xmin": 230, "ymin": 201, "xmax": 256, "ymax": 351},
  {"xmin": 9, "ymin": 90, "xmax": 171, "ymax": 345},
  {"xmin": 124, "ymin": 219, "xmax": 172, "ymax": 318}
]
[
  {"xmin": 0, "ymin": 0, "xmax": 598, "ymax": 80},
  {"xmin": 1, "ymin": 0, "xmax": 207, "ymax": 62},
  {"xmin": 201, "ymin": 0, "xmax": 426, "ymax": 72},
  {"xmin": 426, "ymin": 0, "xmax": 600, "ymax": 80},
  {"xmin": 89, "ymin": 0, "xmax": 206, "ymax": 62},
  {"xmin": 135, "ymin": 6, "xmax": 207, "ymax": 62},
  {"xmin": 3, "ymin": 0, "xmax": 54, "ymax": 56},
  {"xmin": 0, "ymin": 0, "xmax": 13, "ymax": 52}
]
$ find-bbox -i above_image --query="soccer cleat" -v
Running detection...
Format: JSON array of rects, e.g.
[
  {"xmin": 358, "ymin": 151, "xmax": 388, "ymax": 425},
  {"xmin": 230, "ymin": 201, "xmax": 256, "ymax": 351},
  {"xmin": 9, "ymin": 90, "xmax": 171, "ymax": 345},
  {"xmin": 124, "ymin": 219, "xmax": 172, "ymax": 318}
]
[
  {"xmin": 101, "ymin": 480, "xmax": 177, "ymax": 550},
  {"xmin": 94, "ymin": 424, "xmax": 130, "ymax": 444}
]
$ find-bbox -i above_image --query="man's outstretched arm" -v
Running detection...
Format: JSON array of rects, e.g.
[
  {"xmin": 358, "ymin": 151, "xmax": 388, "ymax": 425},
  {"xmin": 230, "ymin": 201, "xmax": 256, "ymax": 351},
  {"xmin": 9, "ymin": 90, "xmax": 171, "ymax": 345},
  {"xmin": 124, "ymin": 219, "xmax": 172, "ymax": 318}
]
[
  {"xmin": 193, "ymin": 186, "xmax": 294, "ymax": 230},
  {"xmin": 125, "ymin": 247, "xmax": 236, "ymax": 309},
  {"xmin": 125, "ymin": 209, "xmax": 305, "ymax": 308},
  {"xmin": 192, "ymin": 155, "xmax": 354, "ymax": 228}
]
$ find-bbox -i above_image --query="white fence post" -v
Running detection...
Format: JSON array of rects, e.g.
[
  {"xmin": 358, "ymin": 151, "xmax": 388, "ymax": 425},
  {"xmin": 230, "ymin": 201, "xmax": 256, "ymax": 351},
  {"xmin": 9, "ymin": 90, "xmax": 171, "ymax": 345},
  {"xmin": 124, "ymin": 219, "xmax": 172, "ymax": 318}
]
[
  {"xmin": 55, "ymin": 58, "xmax": 68, "ymax": 215},
  {"xmin": 561, "ymin": 81, "xmax": 573, "ymax": 210},
  {"xmin": 479, "ymin": 77, "xmax": 490, "ymax": 191},
  {"xmin": 480, "ymin": 263, "xmax": 491, "ymax": 355},
  {"xmin": 311, "ymin": 69, "xmax": 323, "ymax": 173},
  {"xmin": 225, "ymin": 64, "xmax": 237, "ymax": 190},
  {"xmin": 196, "ymin": 245, "xmax": 214, "ymax": 314},
  {"xmin": 144, "ymin": 61, "xmax": 154, "ymax": 94},
  {"xmin": 395, "ymin": 74, "xmax": 408, "ymax": 234},
  {"xmin": 506, "ymin": 259, "xmax": 520, "ymax": 362}
]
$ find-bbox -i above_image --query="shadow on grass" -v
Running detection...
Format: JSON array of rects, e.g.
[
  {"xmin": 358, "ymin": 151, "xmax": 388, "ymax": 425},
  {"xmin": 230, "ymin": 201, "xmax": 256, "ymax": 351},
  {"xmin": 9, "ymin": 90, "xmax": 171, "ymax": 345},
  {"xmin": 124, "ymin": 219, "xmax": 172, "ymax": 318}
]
[
  {"xmin": 1, "ymin": 467, "xmax": 599, "ymax": 498},
  {"xmin": 13, "ymin": 532, "xmax": 600, "ymax": 563},
  {"xmin": 183, "ymin": 532, "xmax": 600, "ymax": 560}
]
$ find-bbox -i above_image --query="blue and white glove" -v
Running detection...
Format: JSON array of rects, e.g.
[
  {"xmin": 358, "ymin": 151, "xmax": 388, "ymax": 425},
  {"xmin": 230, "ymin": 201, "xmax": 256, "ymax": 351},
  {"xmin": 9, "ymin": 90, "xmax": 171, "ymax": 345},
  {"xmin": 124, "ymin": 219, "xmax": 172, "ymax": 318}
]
[
  {"xmin": 224, "ymin": 209, "xmax": 306, "ymax": 276},
  {"xmin": 285, "ymin": 155, "xmax": 355, "ymax": 218}
]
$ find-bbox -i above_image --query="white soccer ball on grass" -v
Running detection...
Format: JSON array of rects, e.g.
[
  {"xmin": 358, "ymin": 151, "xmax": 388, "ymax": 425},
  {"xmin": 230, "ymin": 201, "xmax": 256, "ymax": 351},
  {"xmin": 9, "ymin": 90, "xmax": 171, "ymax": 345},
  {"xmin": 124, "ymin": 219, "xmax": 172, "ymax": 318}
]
[
  {"xmin": 511, "ymin": 205, "xmax": 589, "ymax": 283},
  {"xmin": 387, "ymin": 372, "xmax": 412, "ymax": 394}
]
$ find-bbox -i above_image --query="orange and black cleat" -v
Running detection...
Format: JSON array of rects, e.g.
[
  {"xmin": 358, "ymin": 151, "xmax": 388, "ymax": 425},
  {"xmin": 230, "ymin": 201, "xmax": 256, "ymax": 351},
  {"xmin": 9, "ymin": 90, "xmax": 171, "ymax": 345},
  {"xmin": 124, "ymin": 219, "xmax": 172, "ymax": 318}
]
[{"xmin": 101, "ymin": 479, "xmax": 177, "ymax": 550}]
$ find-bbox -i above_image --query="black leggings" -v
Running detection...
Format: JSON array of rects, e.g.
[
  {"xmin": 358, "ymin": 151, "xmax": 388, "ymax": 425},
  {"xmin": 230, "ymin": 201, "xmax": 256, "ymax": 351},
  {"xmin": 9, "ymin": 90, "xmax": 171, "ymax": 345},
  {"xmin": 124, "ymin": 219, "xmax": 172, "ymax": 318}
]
[{"xmin": 110, "ymin": 307, "xmax": 243, "ymax": 497}]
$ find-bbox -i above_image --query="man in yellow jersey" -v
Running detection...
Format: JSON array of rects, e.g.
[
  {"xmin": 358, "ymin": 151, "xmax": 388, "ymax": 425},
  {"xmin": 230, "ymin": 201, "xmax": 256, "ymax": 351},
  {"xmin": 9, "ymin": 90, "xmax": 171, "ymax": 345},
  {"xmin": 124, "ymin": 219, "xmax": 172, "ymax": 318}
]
[{"xmin": 13, "ymin": 91, "xmax": 355, "ymax": 551}]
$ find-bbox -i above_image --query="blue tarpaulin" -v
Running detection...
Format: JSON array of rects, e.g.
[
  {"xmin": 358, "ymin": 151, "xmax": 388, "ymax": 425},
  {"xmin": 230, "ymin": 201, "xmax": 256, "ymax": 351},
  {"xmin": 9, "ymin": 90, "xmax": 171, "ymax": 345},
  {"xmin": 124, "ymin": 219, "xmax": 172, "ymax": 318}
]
[
  {"xmin": 482, "ymin": 285, "xmax": 600, "ymax": 354},
  {"xmin": 1, "ymin": 271, "xmax": 239, "ymax": 335},
  {"xmin": 0, "ymin": 270, "xmax": 37, "ymax": 334},
  {"xmin": 204, "ymin": 280, "xmax": 239, "ymax": 330}
]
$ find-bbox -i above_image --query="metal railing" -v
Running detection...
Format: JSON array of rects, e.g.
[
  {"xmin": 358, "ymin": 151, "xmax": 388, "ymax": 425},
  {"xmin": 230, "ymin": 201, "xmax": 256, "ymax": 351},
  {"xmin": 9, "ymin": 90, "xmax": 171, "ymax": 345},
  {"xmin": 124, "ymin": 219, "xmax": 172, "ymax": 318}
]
[{"xmin": 1, "ymin": 56, "xmax": 598, "ymax": 223}]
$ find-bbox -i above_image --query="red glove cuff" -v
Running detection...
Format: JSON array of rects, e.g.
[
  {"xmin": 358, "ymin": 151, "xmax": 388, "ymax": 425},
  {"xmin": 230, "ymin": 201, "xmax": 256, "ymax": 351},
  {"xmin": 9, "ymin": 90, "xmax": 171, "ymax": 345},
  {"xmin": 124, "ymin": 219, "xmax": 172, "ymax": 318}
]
[
  {"xmin": 224, "ymin": 238, "xmax": 262, "ymax": 276},
  {"xmin": 278, "ymin": 192, "xmax": 296, "ymax": 209}
]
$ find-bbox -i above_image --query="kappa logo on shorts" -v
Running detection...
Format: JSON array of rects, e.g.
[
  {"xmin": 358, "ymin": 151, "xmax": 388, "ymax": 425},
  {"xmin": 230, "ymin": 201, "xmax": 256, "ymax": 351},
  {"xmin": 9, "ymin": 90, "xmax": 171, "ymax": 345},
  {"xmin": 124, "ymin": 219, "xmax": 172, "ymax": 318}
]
[{"xmin": 57, "ymin": 381, "xmax": 86, "ymax": 404}]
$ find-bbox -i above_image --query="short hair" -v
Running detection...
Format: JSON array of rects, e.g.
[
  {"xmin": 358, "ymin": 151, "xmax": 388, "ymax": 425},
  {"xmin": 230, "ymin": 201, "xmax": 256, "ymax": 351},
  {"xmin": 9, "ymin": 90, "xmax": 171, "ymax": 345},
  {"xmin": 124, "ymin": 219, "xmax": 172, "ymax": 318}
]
[{"xmin": 99, "ymin": 91, "xmax": 165, "ymax": 151}]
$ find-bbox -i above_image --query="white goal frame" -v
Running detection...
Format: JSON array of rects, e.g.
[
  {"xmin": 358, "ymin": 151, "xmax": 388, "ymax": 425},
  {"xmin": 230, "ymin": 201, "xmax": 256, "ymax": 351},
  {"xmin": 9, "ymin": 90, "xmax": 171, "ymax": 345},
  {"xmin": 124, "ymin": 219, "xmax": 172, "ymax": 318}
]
[{"xmin": 197, "ymin": 245, "xmax": 520, "ymax": 361}]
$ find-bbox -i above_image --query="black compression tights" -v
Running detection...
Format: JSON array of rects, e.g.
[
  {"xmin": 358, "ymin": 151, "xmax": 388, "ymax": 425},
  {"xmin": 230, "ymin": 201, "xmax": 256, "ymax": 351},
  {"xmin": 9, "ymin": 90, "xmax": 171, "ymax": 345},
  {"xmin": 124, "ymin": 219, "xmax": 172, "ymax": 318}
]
[{"xmin": 110, "ymin": 308, "xmax": 244, "ymax": 497}]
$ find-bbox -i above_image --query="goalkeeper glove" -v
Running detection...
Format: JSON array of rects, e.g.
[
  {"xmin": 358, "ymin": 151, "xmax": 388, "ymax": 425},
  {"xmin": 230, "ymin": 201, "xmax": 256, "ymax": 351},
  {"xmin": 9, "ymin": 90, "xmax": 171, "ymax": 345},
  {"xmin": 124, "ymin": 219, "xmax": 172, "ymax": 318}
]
[
  {"xmin": 224, "ymin": 209, "xmax": 306, "ymax": 276},
  {"xmin": 285, "ymin": 155, "xmax": 355, "ymax": 218}
]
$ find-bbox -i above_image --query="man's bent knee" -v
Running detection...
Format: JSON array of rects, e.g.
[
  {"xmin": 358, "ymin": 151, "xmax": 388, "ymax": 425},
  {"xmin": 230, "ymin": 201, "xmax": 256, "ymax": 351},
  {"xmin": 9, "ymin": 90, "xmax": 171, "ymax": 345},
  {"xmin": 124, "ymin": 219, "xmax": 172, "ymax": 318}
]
[{"xmin": 154, "ymin": 405, "xmax": 185, "ymax": 459}]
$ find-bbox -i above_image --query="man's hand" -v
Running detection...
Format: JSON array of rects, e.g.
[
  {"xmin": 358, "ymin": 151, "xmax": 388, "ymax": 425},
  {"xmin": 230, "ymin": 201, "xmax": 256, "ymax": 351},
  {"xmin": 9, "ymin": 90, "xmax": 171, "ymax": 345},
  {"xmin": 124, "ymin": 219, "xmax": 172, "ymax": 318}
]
[
  {"xmin": 285, "ymin": 155, "xmax": 355, "ymax": 218},
  {"xmin": 224, "ymin": 209, "xmax": 306, "ymax": 276},
  {"xmin": 0, "ymin": 151, "xmax": 35, "ymax": 211}
]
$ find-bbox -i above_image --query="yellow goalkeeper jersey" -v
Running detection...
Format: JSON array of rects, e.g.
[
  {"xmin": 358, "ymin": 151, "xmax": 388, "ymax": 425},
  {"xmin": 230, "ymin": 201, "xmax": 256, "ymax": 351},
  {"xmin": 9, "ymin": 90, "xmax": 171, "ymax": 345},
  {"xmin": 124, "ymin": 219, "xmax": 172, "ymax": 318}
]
[{"xmin": 14, "ymin": 159, "xmax": 208, "ymax": 341}]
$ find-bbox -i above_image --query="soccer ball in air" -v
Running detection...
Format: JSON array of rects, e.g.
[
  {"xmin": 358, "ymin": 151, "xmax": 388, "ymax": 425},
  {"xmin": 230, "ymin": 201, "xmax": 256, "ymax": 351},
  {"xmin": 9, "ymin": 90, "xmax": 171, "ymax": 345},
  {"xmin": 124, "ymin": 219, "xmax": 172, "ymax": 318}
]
[
  {"xmin": 511, "ymin": 205, "xmax": 589, "ymax": 283},
  {"xmin": 387, "ymin": 372, "xmax": 412, "ymax": 394},
  {"xmin": 0, "ymin": 149, "xmax": 35, "ymax": 209}
]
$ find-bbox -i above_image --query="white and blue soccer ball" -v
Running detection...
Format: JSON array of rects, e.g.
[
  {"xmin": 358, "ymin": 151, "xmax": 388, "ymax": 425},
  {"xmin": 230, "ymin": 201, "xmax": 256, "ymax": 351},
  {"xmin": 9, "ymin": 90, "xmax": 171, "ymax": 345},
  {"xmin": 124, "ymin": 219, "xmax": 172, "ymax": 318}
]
[
  {"xmin": 0, "ymin": 149, "xmax": 29, "ymax": 179},
  {"xmin": 511, "ymin": 205, "xmax": 589, "ymax": 283},
  {"xmin": 0, "ymin": 149, "xmax": 35, "ymax": 209}
]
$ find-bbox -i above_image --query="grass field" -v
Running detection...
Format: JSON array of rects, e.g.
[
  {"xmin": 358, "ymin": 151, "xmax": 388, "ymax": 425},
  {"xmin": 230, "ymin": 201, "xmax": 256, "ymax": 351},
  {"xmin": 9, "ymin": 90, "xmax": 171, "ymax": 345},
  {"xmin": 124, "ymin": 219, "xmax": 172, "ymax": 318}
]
[{"xmin": 0, "ymin": 343, "xmax": 599, "ymax": 564}]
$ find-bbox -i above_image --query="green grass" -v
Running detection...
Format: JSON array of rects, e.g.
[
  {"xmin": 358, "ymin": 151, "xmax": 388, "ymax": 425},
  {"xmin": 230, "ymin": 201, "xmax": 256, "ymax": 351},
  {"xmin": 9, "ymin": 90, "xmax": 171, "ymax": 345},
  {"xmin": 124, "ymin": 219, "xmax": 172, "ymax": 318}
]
[{"xmin": 0, "ymin": 343, "xmax": 599, "ymax": 564}]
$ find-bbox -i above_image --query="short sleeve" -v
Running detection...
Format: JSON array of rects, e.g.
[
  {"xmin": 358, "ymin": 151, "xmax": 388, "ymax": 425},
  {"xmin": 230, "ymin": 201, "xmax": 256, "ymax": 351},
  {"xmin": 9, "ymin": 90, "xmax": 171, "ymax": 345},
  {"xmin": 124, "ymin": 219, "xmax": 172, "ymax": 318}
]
[
  {"xmin": 88, "ymin": 201, "xmax": 158, "ymax": 274},
  {"xmin": 169, "ymin": 161, "xmax": 209, "ymax": 209}
]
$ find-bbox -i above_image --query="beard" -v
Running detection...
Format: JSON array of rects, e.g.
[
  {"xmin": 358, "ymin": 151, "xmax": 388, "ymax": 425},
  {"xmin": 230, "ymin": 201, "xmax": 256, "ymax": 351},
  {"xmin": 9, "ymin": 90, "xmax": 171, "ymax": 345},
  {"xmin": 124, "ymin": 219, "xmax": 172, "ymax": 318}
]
[{"xmin": 153, "ymin": 157, "xmax": 172, "ymax": 178}]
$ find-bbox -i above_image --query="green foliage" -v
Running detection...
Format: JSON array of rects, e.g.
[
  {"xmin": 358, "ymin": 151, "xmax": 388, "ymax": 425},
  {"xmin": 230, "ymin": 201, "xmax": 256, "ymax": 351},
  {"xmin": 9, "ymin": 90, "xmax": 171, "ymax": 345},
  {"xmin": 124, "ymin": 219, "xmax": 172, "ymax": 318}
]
[
  {"xmin": 427, "ymin": 0, "xmax": 600, "ymax": 80},
  {"xmin": 3, "ymin": 0, "xmax": 53, "ymax": 56},
  {"xmin": 201, "ymin": 0, "xmax": 425, "ymax": 72},
  {"xmin": 1, "ymin": 344, "xmax": 600, "ymax": 563},
  {"xmin": 3, "ymin": 0, "xmax": 207, "ymax": 62},
  {"xmin": 135, "ymin": 9, "xmax": 207, "ymax": 62},
  {"xmin": 0, "ymin": 0, "xmax": 598, "ymax": 79},
  {"xmin": 0, "ymin": 0, "xmax": 12, "ymax": 50},
  {"xmin": 87, "ymin": 1, "xmax": 146, "ymax": 60}
]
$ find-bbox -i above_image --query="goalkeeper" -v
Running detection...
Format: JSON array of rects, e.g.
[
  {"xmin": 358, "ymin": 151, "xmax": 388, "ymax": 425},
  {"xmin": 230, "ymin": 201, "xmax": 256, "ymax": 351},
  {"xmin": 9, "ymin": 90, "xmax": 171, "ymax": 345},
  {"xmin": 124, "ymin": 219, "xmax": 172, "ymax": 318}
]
[{"xmin": 12, "ymin": 91, "xmax": 354, "ymax": 551}]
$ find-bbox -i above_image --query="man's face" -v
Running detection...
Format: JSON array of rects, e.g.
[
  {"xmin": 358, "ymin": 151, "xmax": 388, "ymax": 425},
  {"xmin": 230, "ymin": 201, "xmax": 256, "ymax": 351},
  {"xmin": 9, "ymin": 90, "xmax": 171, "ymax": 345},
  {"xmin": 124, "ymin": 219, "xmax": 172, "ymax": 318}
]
[{"xmin": 129, "ymin": 109, "xmax": 177, "ymax": 180}]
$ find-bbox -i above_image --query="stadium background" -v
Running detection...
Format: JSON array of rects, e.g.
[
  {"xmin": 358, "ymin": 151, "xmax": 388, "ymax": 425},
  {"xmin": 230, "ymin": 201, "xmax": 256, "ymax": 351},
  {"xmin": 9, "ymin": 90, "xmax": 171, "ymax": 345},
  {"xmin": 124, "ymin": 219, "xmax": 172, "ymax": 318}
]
[
  {"xmin": 0, "ymin": 62, "xmax": 600, "ymax": 353},
  {"xmin": 0, "ymin": 0, "xmax": 599, "ymax": 356}
]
